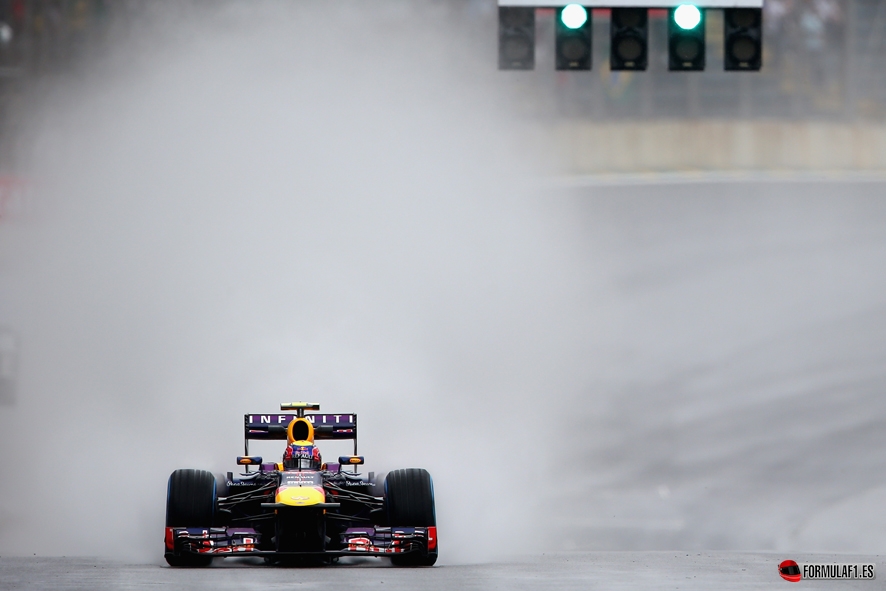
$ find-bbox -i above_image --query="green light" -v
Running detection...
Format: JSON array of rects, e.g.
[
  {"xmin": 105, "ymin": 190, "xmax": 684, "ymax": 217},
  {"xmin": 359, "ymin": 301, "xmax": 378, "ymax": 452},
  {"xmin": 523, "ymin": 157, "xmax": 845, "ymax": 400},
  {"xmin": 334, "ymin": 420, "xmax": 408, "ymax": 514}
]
[
  {"xmin": 674, "ymin": 5, "xmax": 701, "ymax": 30},
  {"xmin": 561, "ymin": 4, "xmax": 588, "ymax": 30}
]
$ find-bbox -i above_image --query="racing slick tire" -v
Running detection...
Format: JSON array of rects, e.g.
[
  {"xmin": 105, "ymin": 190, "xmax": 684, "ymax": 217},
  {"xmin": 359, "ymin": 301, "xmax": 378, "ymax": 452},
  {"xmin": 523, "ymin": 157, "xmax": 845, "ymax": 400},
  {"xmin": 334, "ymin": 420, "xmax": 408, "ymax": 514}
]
[
  {"xmin": 384, "ymin": 468, "xmax": 437, "ymax": 566},
  {"xmin": 165, "ymin": 469, "xmax": 217, "ymax": 567}
]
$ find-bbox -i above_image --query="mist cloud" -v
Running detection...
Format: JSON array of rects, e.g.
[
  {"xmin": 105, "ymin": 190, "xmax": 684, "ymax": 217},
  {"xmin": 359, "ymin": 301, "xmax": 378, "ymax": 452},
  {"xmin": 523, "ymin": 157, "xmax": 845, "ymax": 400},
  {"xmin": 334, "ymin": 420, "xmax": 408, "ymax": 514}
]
[{"xmin": 0, "ymin": 1, "xmax": 585, "ymax": 564}]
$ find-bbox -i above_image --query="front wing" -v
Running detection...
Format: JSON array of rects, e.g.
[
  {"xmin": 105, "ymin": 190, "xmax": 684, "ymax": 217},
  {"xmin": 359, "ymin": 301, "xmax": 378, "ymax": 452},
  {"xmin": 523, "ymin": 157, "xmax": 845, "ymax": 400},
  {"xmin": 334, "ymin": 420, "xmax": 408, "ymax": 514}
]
[{"xmin": 164, "ymin": 525, "xmax": 437, "ymax": 558}]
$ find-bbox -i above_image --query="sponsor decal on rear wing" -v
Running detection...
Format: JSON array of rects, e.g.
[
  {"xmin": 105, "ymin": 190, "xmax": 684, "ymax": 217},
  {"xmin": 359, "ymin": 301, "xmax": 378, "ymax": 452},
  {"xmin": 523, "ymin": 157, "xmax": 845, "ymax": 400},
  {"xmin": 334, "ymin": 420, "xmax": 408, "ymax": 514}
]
[{"xmin": 244, "ymin": 413, "xmax": 357, "ymax": 441}]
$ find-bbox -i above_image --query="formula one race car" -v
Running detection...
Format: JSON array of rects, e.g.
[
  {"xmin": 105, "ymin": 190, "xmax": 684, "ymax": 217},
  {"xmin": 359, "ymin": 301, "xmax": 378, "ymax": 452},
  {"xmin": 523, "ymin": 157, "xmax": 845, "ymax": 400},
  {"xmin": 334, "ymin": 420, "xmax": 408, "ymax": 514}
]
[{"xmin": 164, "ymin": 402, "xmax": 437, "ymax": 567}]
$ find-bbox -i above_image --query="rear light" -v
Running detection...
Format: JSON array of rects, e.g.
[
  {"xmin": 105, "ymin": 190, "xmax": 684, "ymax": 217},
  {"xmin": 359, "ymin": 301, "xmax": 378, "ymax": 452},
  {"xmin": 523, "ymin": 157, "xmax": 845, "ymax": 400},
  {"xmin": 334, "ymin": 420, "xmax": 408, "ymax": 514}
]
[{"xmin": 427, "ymin": 526, "xmax": 437, "ymax": 550}]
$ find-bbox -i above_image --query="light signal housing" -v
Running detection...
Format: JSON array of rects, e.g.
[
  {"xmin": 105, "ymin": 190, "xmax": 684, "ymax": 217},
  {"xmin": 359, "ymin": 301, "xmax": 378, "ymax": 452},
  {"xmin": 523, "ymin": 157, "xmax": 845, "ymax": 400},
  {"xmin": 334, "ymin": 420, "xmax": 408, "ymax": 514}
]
[
  {"xmin": 499, "ymin": 6, "xmax": 535, "ymax": 70},
  {"xmin": 610, "ymin": 7, "xmax": 648, "ymax": 71},
  {"xmin": 668, "ymin": 5, "xmax": 705, "ymax": 71},
  {"xmin": 724, "ymin": 8, "xmax": 762, "ymax": 71},
  {"xmin": 556, "ymin": 4, "xmax": 592, "ymax": 71}
]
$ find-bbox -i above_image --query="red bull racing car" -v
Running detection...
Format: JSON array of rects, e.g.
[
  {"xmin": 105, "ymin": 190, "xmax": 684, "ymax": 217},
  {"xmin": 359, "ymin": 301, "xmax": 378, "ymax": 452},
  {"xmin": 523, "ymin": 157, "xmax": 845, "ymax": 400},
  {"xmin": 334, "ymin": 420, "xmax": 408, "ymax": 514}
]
[{"xmin": 164, "ymin": 402, "xmax": 437, "ymax": 566}]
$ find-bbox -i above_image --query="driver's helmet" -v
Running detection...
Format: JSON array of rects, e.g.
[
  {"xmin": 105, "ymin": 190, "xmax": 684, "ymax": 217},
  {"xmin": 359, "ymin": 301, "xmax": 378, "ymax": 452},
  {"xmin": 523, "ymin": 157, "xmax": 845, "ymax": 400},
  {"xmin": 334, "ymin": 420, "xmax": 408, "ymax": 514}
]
[{"xmin": 283, "ymin": 443, "xmax": 322, "ymax": 470}]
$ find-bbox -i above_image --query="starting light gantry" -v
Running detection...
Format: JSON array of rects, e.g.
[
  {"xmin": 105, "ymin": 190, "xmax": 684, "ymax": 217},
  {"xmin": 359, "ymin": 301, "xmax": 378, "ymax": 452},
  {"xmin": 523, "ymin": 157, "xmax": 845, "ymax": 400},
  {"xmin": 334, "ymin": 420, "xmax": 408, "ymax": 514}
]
[{"xmin": 498, "ymin": 1, "xmax": 764, "ymax": 72}]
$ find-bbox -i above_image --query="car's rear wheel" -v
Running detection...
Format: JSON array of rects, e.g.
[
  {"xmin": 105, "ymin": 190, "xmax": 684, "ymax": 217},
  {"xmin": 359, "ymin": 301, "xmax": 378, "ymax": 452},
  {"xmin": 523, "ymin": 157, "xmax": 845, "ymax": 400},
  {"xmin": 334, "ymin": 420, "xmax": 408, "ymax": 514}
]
[
  {"xmin": 165, "ymin": 469, "xmax": 216, "ymax": 567},
  {"xmin": 385, "ymin": 468, "xmax": 437, "ymax": 566}
]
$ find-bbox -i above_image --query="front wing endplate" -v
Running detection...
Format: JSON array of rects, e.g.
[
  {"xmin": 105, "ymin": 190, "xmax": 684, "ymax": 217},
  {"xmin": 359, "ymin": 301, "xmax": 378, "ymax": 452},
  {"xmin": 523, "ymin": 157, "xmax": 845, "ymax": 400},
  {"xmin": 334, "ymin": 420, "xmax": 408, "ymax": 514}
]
[{"xmin": 165, "ymin": 525, "xmax": 437, "ymax": 557}]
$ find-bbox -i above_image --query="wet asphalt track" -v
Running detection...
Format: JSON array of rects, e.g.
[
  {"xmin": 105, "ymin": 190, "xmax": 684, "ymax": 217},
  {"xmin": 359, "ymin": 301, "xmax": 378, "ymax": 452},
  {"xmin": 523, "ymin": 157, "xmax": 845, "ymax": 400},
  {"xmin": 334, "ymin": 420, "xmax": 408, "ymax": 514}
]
[
  {"xmin": 0, "ymin": 552, "xmax": 880, "ymax": 590},
  {"xmin": 545, "ymin": 178, "xmax": 886, "ymax": 554}
]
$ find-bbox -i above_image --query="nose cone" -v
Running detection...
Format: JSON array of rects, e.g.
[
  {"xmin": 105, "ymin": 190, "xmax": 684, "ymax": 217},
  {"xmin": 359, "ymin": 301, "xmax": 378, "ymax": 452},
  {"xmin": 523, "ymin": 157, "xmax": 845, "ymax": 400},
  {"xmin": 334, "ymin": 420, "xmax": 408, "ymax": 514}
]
[{"xmin": 275, "ymin": 486, "xmax": 326, "ymax": 507}]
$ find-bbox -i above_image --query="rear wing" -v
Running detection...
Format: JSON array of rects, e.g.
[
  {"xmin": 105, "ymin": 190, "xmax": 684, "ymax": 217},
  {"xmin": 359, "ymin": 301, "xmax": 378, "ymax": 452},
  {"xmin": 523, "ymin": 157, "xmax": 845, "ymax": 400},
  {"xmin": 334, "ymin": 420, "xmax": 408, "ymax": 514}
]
[{"xmin": 244, "ymin": 413, "xmax": 358, "ymax": 456}]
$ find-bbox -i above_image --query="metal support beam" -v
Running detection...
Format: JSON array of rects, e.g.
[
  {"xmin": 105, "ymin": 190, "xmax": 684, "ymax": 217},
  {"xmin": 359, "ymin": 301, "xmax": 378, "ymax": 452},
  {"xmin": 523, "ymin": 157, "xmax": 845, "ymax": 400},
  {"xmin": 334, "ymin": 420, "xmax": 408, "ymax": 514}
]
[{"xmin": 498, "ymin": 1, "xmax": 764, "ymax": 7}]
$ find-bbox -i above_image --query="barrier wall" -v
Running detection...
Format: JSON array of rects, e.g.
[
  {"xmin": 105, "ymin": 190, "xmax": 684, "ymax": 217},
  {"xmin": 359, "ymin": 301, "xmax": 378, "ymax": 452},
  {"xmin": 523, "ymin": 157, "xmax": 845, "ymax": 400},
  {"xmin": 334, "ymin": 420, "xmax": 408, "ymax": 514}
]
[{"xmin": 556, "ymin": 121, "xmax": 886, "ymax": 174}]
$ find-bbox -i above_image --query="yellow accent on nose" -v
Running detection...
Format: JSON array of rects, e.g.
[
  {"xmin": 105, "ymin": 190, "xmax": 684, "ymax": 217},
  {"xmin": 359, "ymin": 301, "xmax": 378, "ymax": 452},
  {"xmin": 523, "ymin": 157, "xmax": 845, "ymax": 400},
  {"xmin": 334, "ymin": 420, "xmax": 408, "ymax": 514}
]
[{"xmin": 275, "ymin": 486, "xmax": 326, "ymax": 507}]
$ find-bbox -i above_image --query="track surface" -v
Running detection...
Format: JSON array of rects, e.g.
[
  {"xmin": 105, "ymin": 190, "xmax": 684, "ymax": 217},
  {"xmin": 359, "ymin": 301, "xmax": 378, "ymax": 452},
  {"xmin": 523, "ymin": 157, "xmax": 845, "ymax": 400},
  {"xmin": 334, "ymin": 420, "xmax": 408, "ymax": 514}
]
[
  {"xmin": 546, "ymin": 180, "xmax": 886, "ymax": 553},
  {"xmin": 0, "ymin": 552, "xmax": 880, "ymax": 590}
]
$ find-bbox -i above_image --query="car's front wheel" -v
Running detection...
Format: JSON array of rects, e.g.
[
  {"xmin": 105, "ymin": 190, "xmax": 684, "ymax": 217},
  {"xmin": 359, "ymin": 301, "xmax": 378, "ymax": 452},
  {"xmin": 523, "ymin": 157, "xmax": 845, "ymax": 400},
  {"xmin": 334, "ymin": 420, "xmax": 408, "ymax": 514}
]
[
  {"xmin": 384, "ymin": 468, "xmax": 437, "ymax": 566},
  {"xmin": 164, "ymin": 468, "xmax": 216, "ymax": 567}
]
